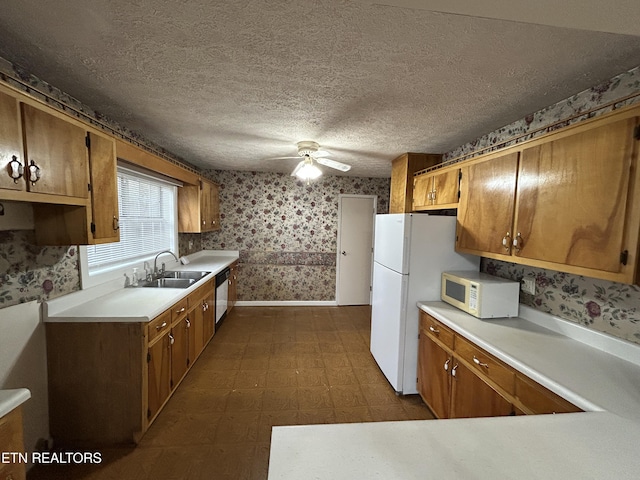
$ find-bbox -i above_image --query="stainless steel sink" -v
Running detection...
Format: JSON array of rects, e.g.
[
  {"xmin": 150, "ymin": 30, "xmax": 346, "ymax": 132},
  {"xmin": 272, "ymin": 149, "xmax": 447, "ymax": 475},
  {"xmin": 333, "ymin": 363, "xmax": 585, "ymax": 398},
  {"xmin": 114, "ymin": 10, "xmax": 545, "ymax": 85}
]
[
  {"xmin": 161, "ymin": 270, "xmax": 211, "ymax": 280},
  {"xmin": 142, "ymin": 277, "xmax": 197, "ymax": 289}
]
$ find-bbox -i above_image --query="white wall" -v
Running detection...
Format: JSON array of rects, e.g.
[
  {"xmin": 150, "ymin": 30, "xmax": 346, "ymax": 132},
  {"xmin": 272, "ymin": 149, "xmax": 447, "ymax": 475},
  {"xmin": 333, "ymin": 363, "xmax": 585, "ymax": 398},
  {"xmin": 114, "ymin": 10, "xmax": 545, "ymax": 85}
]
[{"xmin": 0, "ymin": 301, "xmax": 50, "ymax": 455}]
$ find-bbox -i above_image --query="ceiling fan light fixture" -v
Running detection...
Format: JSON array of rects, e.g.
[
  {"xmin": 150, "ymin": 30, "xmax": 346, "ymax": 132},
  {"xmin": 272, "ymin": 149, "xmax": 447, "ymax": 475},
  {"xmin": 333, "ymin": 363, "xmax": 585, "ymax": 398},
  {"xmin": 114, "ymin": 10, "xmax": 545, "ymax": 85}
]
[{"xmin": 294, "ymin": 160, "xmax": 322, "ymax": 182}]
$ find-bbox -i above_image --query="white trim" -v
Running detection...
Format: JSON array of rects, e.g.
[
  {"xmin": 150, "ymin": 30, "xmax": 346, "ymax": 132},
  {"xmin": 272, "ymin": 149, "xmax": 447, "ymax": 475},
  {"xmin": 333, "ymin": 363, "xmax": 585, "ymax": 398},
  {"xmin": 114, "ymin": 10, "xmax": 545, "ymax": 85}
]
[
  {"xmin": 235, "ymin": 301, "xmax": 338, "ymax": 307},
  {"xmin": 335, "ymin": 194, "xmax": 377, "ymax": 306}
]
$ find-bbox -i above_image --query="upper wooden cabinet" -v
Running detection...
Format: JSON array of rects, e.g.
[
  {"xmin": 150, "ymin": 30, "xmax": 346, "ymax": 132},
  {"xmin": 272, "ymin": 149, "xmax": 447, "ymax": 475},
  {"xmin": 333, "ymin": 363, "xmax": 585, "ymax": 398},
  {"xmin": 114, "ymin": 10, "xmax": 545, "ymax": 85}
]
[
  {"xmin": 413, "ymin": 167, "xmax": 461, "ymax": 211},
  {"xmin": 389, "ymin": 153, "xmax": 441, "ymax": 213},
  {"xmin": 0, "ymin": 90, "xmax": 24, "ymax": 192},
  {"xmin": 21, "ymin": 103, "xmax": 89, "ymax": 198},
  {"xmin": 178, "ymin": 178, "xmax": 221, "ymax": 233},
  {"xmin": 456, "ymin": 110, "xmax": 640, "ymax": 284}
]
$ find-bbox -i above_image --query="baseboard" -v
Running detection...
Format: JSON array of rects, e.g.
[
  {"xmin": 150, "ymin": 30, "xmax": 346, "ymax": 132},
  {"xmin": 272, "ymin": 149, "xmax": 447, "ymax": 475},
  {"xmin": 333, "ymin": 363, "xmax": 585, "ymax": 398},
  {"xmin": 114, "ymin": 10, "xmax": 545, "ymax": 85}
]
[{"xmin": 234, "ymin": 300, "xmax": 338, "ymax": 307}]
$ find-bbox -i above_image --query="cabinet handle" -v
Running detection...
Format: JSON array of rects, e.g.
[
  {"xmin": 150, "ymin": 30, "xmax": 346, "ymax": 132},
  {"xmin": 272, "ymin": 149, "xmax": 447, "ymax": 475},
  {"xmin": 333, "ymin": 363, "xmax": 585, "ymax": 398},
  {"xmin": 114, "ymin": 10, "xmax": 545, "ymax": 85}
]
[
  {"xmin": 431, "ymin": 189, "xmax": 436, "ymax": 203},
  {"xmin": 156, "ymin": 321, "xmax": 167, "ymax": 331},
  {"xmin": 202, "ymin": 219, "xmax": 206, "ymax": 225},
  {"xmin": 502, "ymin": 232, "xmax": 511, "ymax": 252},
  {"xmin": 7, "ymin": 155, "xmax": 24, "ymax": 183},
  {"xmin": 229, "ymin": 280, "xmax": 232, "ymax": 286},
  {"xmin": 113, "ymin": 216, "xmax": 120, "ymax": 231},
  {"xmin": 211, "ymin": 220, "xmax": 216, "ymax": 225},
  {"xmin": 512, "ymin": 232, "xmax": 523, "ymax": 253},
  {"xmin": 451, "ymin": 363, "xmax": 458, "ymax": 377},
  {"xmin": 28, "ymin": 160, "xmax": 41, "ymax": 185},
  {"xmin": 176, "ymin": 307, "xmax": 186, "ymax": 314},
  {"xmin": 169, "ymin": 333, "xmax": 175, "ymax": 345},
  {"xmin": 473, "ymin": 356, "xmax": 489, "ymax": 368},
  {"xmin": 186, "ymin": 319, "xmax": 191, "ymax": 328},
  {"xmin": 443, "ymin": 358, "xmax": 450, "ymax": 372},
  {"xmin": 428, "ymin": 325, "xmax": 440, "ymax": 334}
]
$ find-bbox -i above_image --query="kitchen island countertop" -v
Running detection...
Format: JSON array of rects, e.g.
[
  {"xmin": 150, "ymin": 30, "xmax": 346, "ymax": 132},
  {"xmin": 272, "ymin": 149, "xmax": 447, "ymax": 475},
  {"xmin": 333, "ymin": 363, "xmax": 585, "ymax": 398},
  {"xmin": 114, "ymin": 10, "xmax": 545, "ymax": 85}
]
[{"xmin": 269, "ymin": 301, "xmax": 640, "ymax": 479}]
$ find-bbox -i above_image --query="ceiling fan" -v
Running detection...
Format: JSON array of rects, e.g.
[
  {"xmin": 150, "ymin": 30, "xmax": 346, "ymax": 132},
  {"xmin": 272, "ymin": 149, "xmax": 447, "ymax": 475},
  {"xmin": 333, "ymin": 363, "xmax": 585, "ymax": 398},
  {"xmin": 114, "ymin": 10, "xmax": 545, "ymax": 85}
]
[{"xmin": 288, "ymin": 141, "xmax": 351, "ymax": 183}]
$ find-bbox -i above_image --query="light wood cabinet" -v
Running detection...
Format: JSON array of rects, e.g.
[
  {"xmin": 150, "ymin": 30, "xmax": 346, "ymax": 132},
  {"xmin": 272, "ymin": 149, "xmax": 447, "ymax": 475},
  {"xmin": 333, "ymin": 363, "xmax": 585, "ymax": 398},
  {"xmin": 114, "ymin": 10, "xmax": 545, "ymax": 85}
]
[
  {"xmin": 0, "ymin": 90, "xmax": 24, "ymax": 192},
  {"xmin": 456, "ymin": 111, "xmax": 640, "ymax": 284},
  {"xmin": 0, "ymin": 406, "xmax": 26, "ymax": 480},
  {"xmin": 413, "ymin": 168, "xmax": 460, "ymax": 211},
  {"xmin": 417, "ymin": 311, "xmax": 579, "ymax": 419},
  {"xmin": 389, "ymin": 153, "xmax": 441, "ymax": 213},
  {"xmin": 46, "ymin": 280, "xmax": 217, "ymax": 446},
  {"xmin": 87, "ymin": 132, "xmax": 120, "ymax": 243},
  {"xmin": 178, "ymin": 178, "xmax": 221, "ymax": 233},
  {"xmin": 228, "ymin": 260, "xmax": 239, "ymax": 312}
]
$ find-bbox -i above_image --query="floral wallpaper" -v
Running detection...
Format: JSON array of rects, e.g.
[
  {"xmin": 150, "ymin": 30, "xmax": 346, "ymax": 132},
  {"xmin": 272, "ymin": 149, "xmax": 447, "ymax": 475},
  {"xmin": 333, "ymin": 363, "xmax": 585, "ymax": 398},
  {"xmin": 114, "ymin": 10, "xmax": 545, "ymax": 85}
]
[
  {"xmin": 0, "ymin": 231, "xmax": 79, "ymax": 307},
  {"xmin": 200, "ymin": 170, "xmax": 389, "ymax": 301},
  {"xmin": 483, "ymin": 259, "xmax": 640, "ymax": 345}
]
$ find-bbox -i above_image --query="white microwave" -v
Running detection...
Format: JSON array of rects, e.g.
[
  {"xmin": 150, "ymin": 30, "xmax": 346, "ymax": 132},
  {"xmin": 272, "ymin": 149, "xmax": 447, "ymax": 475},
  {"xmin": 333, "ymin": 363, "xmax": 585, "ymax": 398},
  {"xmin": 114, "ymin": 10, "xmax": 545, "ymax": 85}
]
[{"xmin": 441, "ymin": 271, "xmax": 520, "ymax": 318}]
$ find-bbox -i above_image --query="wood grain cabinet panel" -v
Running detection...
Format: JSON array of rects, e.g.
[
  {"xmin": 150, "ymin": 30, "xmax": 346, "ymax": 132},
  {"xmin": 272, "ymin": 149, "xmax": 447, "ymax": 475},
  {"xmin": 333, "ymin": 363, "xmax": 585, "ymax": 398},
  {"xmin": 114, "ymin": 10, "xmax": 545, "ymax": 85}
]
[
  {"xmin": 417, "ymin": 326, "xmax": 452, "ymax": 419},
  {"xmin": 21, "ymin": 103, "xmax": 89, "ymax": 198},
  {"xmin": 413, "ymin": 168, "xmax": 460, "ymax": 211},
  {"xmin": 454, "ymin": 335, "xmax": 515, "ymax": 395},
  {"xmin": 456, "ymin": 110, "xmax": 640, "ymax": 284},
  {"xmin": 515, "ymin": 117, "xmax": 637, "ymax": 274},
  {"xmin": 148, "ymin": 328, "xmax": 172, "ymax": 423},
  {"xmin": 389, "ymin": 153, "xmax": 441, "ymax": 213},
  {"xmin": 171, "ymin": 316, "xmax": 190, "ymax": 387},
  {"xmin": 0, "ymin": 406, "xmax": 26, "ymax": 480},
  {"xmin": 87, "ymin": 131, "xmax": 120, "ymax": 243},
  {"xmin": 456, "ymin": 152, "xmax": 519, "ymax": 256},
  {"xmin": 0, "ymin": 90, "xmax": 24, "ymax": 192},
  {"xmin": 178, "ymin": 178, "xmax": 221, "ymax": 233},
  {"xmin": 449, "ymin": 361, "xmax": 514, "ymax": 419},
  {"xmin": 515, "ymin": 374, "xmax": 581, "ymax": 415}
]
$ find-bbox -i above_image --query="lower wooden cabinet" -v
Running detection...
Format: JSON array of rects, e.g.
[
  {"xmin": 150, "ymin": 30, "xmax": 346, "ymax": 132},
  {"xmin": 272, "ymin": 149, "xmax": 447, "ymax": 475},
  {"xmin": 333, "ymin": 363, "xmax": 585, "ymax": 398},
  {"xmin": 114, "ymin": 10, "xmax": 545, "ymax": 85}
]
[
  {"xmin": 0, "ymin": 406, "xmax": 26, "ymax": 480},
  {"xmin": 417, "ymin": 311, "xmax": 580, "ymax": 419},
  {"xmin": 46, "ymin": 280, "xmax": 216, "ymax": 446}
]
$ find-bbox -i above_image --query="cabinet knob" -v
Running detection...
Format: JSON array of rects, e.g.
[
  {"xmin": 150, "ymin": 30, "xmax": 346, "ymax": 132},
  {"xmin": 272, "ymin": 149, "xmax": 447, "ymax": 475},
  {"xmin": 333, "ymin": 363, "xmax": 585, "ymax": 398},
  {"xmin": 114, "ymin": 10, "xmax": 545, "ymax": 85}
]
[
  {"xmin": 7, "ymin": 155, "xmax": 23, "ymax": 183},
  {"xmin": 176, "ymin": 307, "xmax": 186, "ymax": 314},
  {"xmin": 512, "ymin": 232, "xmax": 523, "ymax": 253},
  {"xmin": 473, "ymin": 356, "xmax": 489, "ymax": 368},
  {"xmin": 28, "ymin": 159, "xmax": 41, "ymax": 185},
  {"xmin": 156, "ymin": 321, "xmax": 167, "ymax": 331},
  {"xmin": 443, "ymin": 358, "xmax": 450, "ymax": 371},
  {"xmin": 451, "ymin": 363, "xmax": 458, "ymax": 377},
  {"xmin": 186, "ymin": 319, "xmax": 191, "ymax": 328},
  {"xmin": 202, "ymin": 219, "xmax": 206, "ymax": 225},
  {"xmin": 502, "ymin": 232, "xmax": 511, "ymax": 252},
  {"xmin": 169, "ymin": 333, "xmax": 175, "ymax": 345},
  {"xmin": 429, "ymin": 325, "xmax": 440, "ymax": 334},
  {"xmin": 113, "ymin": 216, "xmax": 120, "ymax": 231},
  {"xmin": 211, "ymin": 220, "xmax": 216, "ymax": 225}
]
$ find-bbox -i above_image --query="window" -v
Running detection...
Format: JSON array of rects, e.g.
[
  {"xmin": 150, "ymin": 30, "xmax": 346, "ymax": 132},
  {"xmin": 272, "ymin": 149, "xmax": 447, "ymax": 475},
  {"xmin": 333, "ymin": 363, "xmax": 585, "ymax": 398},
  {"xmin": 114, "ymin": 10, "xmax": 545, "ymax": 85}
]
[{"xmin": 80, "ymin": 165, "xmax": 179, "ymax": 288}]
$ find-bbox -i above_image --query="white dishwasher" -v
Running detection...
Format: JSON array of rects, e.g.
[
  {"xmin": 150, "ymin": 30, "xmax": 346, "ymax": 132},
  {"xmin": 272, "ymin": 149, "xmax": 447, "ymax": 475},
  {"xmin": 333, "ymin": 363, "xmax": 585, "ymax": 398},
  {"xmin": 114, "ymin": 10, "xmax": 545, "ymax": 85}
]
[{"xmin": 215, "ymin": 267, "xmax": 230, "ymax": 325}]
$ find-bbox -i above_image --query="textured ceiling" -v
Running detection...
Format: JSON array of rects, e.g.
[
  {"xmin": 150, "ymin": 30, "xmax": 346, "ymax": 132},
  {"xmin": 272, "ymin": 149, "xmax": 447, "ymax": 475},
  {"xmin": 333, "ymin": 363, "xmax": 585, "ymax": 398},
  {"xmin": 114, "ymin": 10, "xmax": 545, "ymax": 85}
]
[{"xmin": 0, "ymin": 1, "xmax": 639, "ymax": 178}]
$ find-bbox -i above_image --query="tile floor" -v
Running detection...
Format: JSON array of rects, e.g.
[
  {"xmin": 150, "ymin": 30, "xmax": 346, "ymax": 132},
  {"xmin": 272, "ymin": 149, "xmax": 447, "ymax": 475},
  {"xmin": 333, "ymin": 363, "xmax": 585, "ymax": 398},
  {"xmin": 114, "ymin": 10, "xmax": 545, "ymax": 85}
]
[{"xmin": 28, "ymin": 306, "xmax": 434, "ymax": 480}]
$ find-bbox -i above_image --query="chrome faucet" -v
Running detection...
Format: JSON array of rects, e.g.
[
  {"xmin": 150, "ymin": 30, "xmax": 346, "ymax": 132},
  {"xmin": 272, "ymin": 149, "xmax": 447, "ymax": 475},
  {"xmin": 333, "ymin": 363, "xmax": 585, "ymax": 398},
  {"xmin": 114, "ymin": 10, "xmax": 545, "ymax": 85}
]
[{"xmin": 153, "ymin": 250, "xmax": 179, "ymax": 277}]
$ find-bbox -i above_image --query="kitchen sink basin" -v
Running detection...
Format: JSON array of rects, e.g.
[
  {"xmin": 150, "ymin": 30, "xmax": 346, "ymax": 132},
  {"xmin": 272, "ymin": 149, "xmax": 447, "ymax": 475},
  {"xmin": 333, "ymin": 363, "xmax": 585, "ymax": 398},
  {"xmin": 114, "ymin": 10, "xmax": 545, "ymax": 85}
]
[
  {"xmin": 161, "ymin": 270, "xmax": 211, "ymax": 280},
  {"xmin": 142, "ymin": 277, "xmax": 197, "ymax": 289}
]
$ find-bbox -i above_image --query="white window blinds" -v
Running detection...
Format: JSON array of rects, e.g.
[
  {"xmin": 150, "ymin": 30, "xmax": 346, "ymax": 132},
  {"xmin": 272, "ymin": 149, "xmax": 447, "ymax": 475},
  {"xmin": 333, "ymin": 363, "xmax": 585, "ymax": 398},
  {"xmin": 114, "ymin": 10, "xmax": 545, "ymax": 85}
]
[{"xmin": 86, "ymin": 167, "xmax": 177, "ymax": 274}]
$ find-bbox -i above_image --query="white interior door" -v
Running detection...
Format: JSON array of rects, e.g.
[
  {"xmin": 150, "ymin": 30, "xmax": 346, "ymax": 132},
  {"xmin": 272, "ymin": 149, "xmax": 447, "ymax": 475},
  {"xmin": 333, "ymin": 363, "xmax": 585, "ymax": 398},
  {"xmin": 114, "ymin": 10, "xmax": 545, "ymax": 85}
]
[{"xmin": 336, "ymin": 195, "xmax": 376, "ymax": 305}]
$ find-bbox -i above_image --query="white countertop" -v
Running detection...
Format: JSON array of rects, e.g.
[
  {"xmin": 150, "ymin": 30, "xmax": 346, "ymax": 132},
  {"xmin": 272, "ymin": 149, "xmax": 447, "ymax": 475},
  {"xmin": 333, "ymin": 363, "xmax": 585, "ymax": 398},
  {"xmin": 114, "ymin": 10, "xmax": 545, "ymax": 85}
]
[
  {"xmin": 44, "ymin": 251, "xmax": 238, "ymax": 323},
  {"xmin": 0, "ymin": 388, "xmax": 31, "ymax": 418},
  {"xmin": 268, "ymin": 301, "xmax": 640, "ymax": 479}
]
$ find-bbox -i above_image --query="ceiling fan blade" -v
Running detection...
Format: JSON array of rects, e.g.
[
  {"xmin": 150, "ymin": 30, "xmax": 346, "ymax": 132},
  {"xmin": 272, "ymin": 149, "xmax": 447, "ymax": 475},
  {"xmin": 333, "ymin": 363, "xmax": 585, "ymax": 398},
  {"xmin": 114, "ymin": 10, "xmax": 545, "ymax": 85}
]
[
  {"xmin": 290, "ymin": 160, "xmax": 305, "ymax": 177},
  {"xmin": 314, "ymin": 150, "xmax": 331, "ymax": 157},
  {"xmin": 315, "ymin": 157, "xmax": 351, "ymax": 172},
  {"xmin": 266, "ymin": 156, "xmax": 301, "ymax": 161}
]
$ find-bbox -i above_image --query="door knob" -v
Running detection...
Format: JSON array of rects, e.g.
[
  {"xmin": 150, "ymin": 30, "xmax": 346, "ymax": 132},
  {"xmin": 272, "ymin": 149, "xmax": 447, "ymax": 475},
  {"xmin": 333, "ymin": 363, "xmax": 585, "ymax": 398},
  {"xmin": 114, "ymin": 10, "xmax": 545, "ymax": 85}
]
[{"xmin": 341, "ymin": 251, "xmax": 346, "ymax": 256}]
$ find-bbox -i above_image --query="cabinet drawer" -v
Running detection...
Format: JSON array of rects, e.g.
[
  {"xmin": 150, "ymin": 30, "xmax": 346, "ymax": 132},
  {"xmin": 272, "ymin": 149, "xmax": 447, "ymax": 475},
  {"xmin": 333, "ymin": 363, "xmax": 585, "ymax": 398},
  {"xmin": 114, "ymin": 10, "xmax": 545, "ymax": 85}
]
[
  {"xmin": 148, "ymin": 310, "xmax": 171, "ymax": 345},
  {"xmin": 420, "ymin": 312, "xmax": 454, "ymax": 350},
  {"xmin": 170, "ymin": 298, "xmax": 189, "ymax": 324},
  {"xmin": 454, "ymin": 335, "xmax": 515, "ymax": 395},
  {"xmin": 188, "ymin": 280, "xmax": 213, "ymax": 306},
  {"xmin": 515, "ymin": 374, "xmax": 581, "ymax": 415}
]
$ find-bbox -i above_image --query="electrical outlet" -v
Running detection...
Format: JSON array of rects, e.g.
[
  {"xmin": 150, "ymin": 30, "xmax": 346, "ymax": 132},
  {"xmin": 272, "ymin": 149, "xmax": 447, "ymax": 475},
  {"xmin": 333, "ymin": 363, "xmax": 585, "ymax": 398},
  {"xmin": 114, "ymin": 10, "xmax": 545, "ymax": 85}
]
[{"xmin": 521, "ymin": 278, "xmax": 536, "ymax": 295}]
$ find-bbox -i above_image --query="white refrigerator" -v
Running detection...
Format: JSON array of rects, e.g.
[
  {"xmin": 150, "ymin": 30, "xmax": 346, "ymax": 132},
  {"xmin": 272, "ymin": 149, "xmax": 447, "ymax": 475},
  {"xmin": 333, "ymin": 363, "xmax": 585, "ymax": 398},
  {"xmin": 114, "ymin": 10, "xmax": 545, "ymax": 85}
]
[{"xmin": 370, "ymin": 214, "xmax": 479, "ymax": 394}]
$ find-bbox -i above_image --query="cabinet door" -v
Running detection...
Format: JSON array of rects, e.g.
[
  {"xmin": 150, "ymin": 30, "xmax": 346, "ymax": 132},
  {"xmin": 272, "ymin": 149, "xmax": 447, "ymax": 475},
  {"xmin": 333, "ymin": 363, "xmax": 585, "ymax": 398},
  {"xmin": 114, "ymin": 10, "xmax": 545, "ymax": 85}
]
[
  {"xmin": 432, "ymin": 169, "xmax": 460, "ymax": 207},
  {"xmin": 456, "ymin": 152, "xmax": 519, "ymax": 255},
  {"xmin": 417, "ymin": 332, "xmax": 452, "ymax": 419},
  {"xmin": 514, "ymin": 118, "xmax": 637, "ymax": 273},
  {"xmin": 171, "ymin": 317, "xmax": 189, "ymax": 386},
  {"xmin": 200, "ymin": 180, "xmax": 212, "ymax": 232},
  {"xmin": 203, "ymin": 288, "xmax": 215, "ymax": 343},
  {"xmin": 210, "ymin": 182, "xmax": 220, "ymax": 230},
  {"xmin": 87, "ymin": 132, "xmax": 120, "ymax": 243},
  {"xmin": 21, "ymin": 103, "xmax": 89, "ymax": 198},
  {"xmin": 191, "ymin": 301, "xmax": 205, "ymax": 360},
  {"xmin": 449, "ymin": 361, "xmax": 513, "ymax": 419},
  {"xmin": 412, "ymin": 174, "xmax": 433, "ymax": 210},
  {"xmin": 148, "ymin": 333, "xmax": 171, "ymax": 421},
  {"xmin": 0, "ymin": 91, "xmax": 25, "ymax": 192}
]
